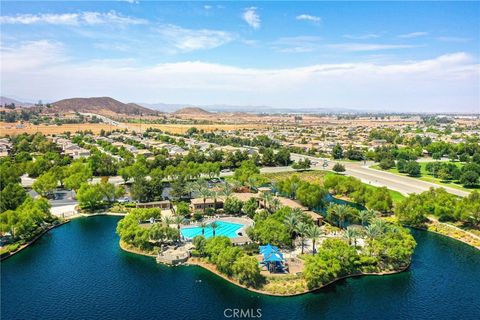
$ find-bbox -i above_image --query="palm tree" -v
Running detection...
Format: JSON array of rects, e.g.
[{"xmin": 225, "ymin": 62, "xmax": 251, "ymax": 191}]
[
  {"xmin": 210, "ymin": 221, "xmax": 218, "ymax": 237},
  {"xmin": 364, "ymin": 224, "xmax": 381, "ymax": 241},
  {"xmin": 307, "ymin": 225, "xmax": 322, "ymax": 254},
  {"xmin": 185, "ymin": 181, "xmax": 196, "ymax": 199},
  {"xmin": 335, "ymin": 205, "xmax": 350, "ymax": 229},
  {"xmin": 198, "ymin": 187, "xmax": 212, "ymax": 214},
  {"xmin": 220, "ymin": 181, "xmax": 234, "ymax": 199},
  {"xmin": 358, "ymin": 209, "xmax": 376, "ymax": 226},
  {"xmin": 260, "ymin": 192, "xmax": 272, "ymax": 210},
  {"xmin": 200, "ymin": 222, "xmax": 207, "ymax": 235},
  {"xmin": 370, "ymin": 218, "xmax": 387, "ymax": 235},
  {"xmin": 292, "ymin": 207, "xmax": 304, "ymax": 217},
  {"xmin": 289, "ymin": 181, "xmax": 300, "ymax": 199},
  {"xmin": 246, "ymin": 176, "xmax": 258, "ymax": 192},
  {"xmin": 284, "ymin": 212, "xmax": 299, "ymax": 239},
  {"xmin": 163, "ymin": 216, "xmax": 173, "ymax": 226},
  {"xmin": 326, "ymin": 203, "xmax": 339, "ymax": 226},
  {"xmin": 344, "ymin": 226, "xmax": 360, "ymax": 246},
  {"xmin": 270, "ymin": 198, "xmax": 282, "ymax": 213},
  {"xmin": 173, "ymin": 215, "xmax": 184, "ymax": 230},
  {"xmin": 296, "ymin": 222, "xmax": 309, "ymax": 254}
]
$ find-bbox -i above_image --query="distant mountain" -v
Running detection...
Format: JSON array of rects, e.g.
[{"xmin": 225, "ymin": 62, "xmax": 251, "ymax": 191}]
[
  {"xmin": 173, "ymin": 107, "xmax": 212, "ymax": 115},
  {"xmin": 50, "ymin": 97, "xmax": 158, "ymax": 116},
  {"xmin": 0, "ymin": 96, "xmax": 33, "ymax": 107}
]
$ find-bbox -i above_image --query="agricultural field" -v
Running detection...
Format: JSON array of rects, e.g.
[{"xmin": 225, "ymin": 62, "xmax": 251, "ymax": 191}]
[{"xmin": 0, "ymin": 121, "xmax": 267, "ymax": 136}]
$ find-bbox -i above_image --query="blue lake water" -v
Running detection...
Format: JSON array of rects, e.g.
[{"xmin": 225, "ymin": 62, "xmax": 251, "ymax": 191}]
[
  {"xmin": 2, "ymin": 216, "xmax": 479, "ymax": 320},
  {"xmin": 181, "ymin": 221, "xmax": 244, "ymax": 239}
]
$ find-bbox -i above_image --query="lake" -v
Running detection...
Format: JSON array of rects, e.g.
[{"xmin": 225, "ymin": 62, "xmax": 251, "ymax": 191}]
[{"xmin": 2, "ymin": 216, "xmax": 479, "ymax": 320}]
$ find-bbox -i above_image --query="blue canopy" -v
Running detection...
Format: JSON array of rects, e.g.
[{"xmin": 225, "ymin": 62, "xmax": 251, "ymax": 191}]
[
  {"xmin": 260, "ymin": 244, "xmax": 284, "ymax": 263},
  {"xmin": 263, "ymin": 252, "xmax": 284, "ymax": 263},
  {"xmin": 259, "ymin": 244, "xmax": 280, "ymax": 255}
]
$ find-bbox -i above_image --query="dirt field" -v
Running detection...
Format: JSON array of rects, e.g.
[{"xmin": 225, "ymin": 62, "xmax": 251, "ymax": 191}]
[{"xmin": 0, "ymin": 122, "xmax": 267, "ymax": 136}]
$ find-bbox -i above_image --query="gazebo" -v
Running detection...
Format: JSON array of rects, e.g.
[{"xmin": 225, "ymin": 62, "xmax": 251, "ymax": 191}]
[{"xmin": 260, "ymin": 244, "xmax": 286, "ymax": 273}]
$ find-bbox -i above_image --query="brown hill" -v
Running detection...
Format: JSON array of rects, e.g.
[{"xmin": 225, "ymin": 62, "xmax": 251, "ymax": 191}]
[
  {"xmin": 50, "ymin": 97, "xmax": 158, "ymax": 116},
  {"xmin": 173, "ymin": 107, "xmax": 212, "ymax": 115}
]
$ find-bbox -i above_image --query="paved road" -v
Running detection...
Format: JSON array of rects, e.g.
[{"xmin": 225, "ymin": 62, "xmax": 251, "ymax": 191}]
[{"xmin": 340, "ymin": 161, "xmax": 469, "ymax": 197}]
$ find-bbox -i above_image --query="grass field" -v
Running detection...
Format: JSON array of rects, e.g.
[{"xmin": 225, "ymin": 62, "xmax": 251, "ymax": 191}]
[{"xmin": 371, "ymin": 162, "xmax": 476, "ymax": 192}]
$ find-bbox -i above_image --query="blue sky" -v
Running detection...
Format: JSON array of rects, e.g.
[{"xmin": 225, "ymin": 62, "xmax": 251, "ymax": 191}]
[{"xmin": 1, "ymin": 1, "xmax": 479, "ymax": 112}]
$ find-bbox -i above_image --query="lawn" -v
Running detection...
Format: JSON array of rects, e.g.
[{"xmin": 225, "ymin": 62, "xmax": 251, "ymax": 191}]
[{"xmin": 371, "ymin": 162, "xmax": 476, "ymax": 192}]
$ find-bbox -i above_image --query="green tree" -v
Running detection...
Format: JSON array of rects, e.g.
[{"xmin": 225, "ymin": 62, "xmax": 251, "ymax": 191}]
[
  {"xmin": 307, "ymin": 224, "xmax": 322, "ymax": 254},
  {"xmin": 460, "ymin": 171, "xmax": 479, "ymax": 187},
  {"xmin": 77, "ymin": 183, "xmax": 104, "ymax": 211},
  {"xmin": 224, "ymin": 197, "xmax": 244, "ymax": 215},
  {"xmin": 0, "ymin": 183, "xmax": 27, "ymax": 212},
  {"xmin": 32, "ymin": 172, "xmax": 58, "ymax": 197},
  {"xmin": 232, "ymin": 255, "xmax": 264, "ymax": 288},
  {"xmin": 242, "ymin": 197, "xmax": 259, "ymax": 218},
  {"xmin": 405, "ymin": 161, "xmax": 421, "ymax": 177},
  {"xmin": 332, "ymin": 143, "xmax": 343, "ymax": 160}
]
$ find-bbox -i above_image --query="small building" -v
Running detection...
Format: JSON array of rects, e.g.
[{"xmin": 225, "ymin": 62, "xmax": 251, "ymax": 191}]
[
  {"xmin": 190, "ymin": 198, "xmax": 223, "ymax": 211},
  {"xmin": 136, "ymin": 200, "xmax": 171, "ymax": 210},
  {"xmin": 304, "ymin": 211, "xmax": 324, "ymax": 226}
]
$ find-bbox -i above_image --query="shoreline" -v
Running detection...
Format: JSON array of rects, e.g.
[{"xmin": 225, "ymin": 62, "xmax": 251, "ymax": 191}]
[
  {"xmin": 1, "ymin": 214, "xmax": 125, "ymax": 261},
  {"xmin": 1, "ymin": 221, "xmax": 70, "ymax": 261},
  {"xmin": 410, "ymin": 222, "xmax": 480, "ymax": 250},
  {"xmin": 118, "ymin": 240, "xmax": 410, "ymax": 297}
]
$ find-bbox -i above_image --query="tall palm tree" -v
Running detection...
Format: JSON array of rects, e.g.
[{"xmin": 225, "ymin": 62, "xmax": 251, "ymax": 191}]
[
  {"xmin": 198, "ymin": 187, "xmax": 212, "ymax": 214},
  {"xmin": 284, "ymin": 212, "xmax": 299, "ymax": 239},
  {"xmin": 344, "ymin": 226, "xmax": 360, "ymax": 246},
  {"xmin": 307, "ymin": 225, "xmax": 322, "ymax": 254},
  {"xmin": 173, "ymin": 215, "xmax": 184, "ymax": 230},
  {"xmin": 326, "ymin": 203, "xmax": 339, "ymax": 226},
  {"xmin": 296, "ymin": 222, "xmax": 309, "ymax": 254},
  {"xmin": 335, "ymin": 205, "xmax": 350, "ymax": 229},
  {"xmin": 185, "ymin": 181, "xmax": 196, "ymax": 199},
  {"xmin": 220, "ymin": 181, "xmax": 234, "ymax": 199},
  {"xmin": 200, "ymin": 222, "xmax": 207, "ymax": 235},
  {"xmin": 211, "ymin": 189, "xmax": 219, "ymax": 213},
  {"xmin": 260, "ymin": 192, "xmax": 272, "ymax": 210},
  {"xmin": 163, "ymin": 216, "xmax": 173, "ymax": 226},
  {"xmin": 210, "ymin": 221, "xmax": 218, "ymax": 237}
]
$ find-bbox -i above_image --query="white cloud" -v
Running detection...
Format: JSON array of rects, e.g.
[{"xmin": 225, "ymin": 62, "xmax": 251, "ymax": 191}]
[
  {"xmin": 156, "ymin": 24, "xmax": 236, "ymax": 53},
  {"xmin": 204, "ymin": 5, "xmax": 212, "ymax": 10},
  {"xmin": 343, "ymin": 33, "xmax": 381, "ymax": 40},
  {"xmin": 296, "ymin": 14, "xmax": 321, "ymax": 23},
  {"xmin": 327, "ymin": 43, "xmax": 419, "ymax": 52},
  {"xmin": 398, "ymin": 32, "xmax": 429, "ymax": 38},
  {"xmin": 0, "ymin": 11, "xmax": 146, "ymax": 26},
  {"xmin": 271, "ymin": 36, "xmax": 322, "ymax": 53},
  {"xmin": 436, "ymin": 36, "xmax": 470, "ymax": 43},
  {"xmin": 2, "ymin": 41, "xmax": 478, "ymax": 112},
  {"xmin": 242, "ymin": 7, "xmax": 261, "ymax": 29}
]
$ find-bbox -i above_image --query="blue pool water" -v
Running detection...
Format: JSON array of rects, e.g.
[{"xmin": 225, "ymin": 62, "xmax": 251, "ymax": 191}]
[{"xmin": 181, "ymin": 221, "xmax": 244, "ymax": 239}]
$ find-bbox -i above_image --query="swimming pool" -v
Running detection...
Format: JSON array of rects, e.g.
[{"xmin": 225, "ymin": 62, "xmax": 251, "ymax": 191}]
[{"xmin": 181, "ymin": 221, "xmax": 244, "ymax": 239}]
